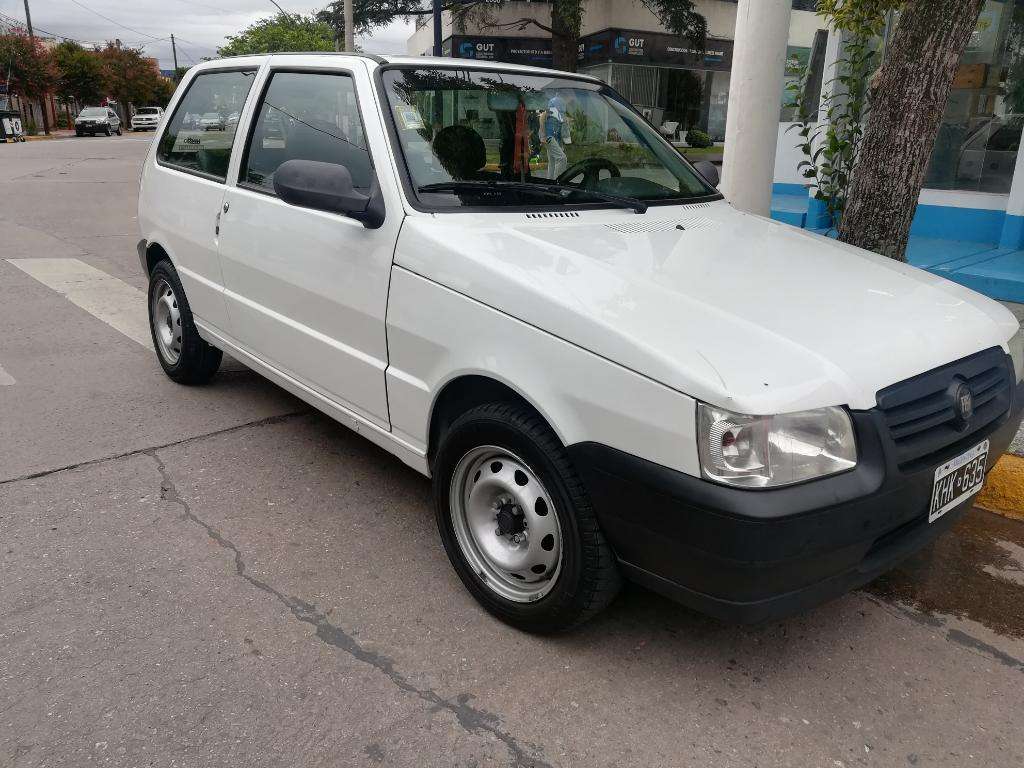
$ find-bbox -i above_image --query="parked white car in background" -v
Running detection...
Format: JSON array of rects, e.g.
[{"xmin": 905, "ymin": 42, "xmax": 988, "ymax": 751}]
[
  {"xmin": 137, "ymin": 54, "xmax": 1024, "ymax": 632},
  {"xmin": 131, "ymin": 106, "xmax": 164, "ymax": 132}
]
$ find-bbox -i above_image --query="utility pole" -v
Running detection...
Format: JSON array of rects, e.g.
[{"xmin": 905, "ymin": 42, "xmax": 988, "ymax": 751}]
[
  {"xmin": 21, "ymin": 0, "xmax": 33, "ymax": 36},
  {"xmin": 432, "ymin": 0, "xmax": 442, "ymax": 56},
  {"xmin": 343, "ymin": 0, "xmax": 354, "ymax": 52},
  {"xmin": 171, "ymin": 34, "xmax": 179, "ymax": 74},
  {"xmin": 21, "ymin": 0, "xmax": 50, "ymax": 135}
]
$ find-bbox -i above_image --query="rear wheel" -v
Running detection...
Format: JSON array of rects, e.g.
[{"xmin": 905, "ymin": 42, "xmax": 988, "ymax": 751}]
[
  {"xmin": 147, "ymin": 259, "xmax": 221, "ymax": 384},
  {"xmin": 433, "ymin": 402, "xmax": 621, "ymax": 633},
  {"xmin": 115, "ymin": 125, "xmax": 122, "ymax": 135},
  {"xmin": 103, "ymin": 125, "xmax": 111, "ymax": 136}
]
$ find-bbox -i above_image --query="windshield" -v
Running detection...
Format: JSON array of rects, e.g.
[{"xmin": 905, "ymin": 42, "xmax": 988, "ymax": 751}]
[
  {"xmin": 80, "ymin": 108, "xmax": 107, "ymax": 117},
  {"xmin": 381, "ymin": 67, "xmax": 717, "ymax": 210},
  {"xmin": 137, "ymin": 107, "xmax": 160, "ymax": 115}
]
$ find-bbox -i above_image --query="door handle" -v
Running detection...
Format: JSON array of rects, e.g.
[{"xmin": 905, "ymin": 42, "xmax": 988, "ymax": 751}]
[{"xmin": 215, "ymin": 210, "xmax": 221, "ymax": 236}]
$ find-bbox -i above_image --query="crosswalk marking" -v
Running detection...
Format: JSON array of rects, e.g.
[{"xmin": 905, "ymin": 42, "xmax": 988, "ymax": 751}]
[
  {"xmin": 0, "ymin": 363, "xmax": 14, "ymax": 386},
  {"xmin": 7, "ymin": 258, "xmax": 152, "ymax": 349}
]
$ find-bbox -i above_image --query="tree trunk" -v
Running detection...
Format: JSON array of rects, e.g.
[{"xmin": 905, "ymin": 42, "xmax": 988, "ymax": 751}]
[
  {"xmin": 550, "ymin": 0, "xmax": 581, "ymax": 73},
  {"xmin": 40, "ymin": 95, "xmax": 51, "ymax": 135},
  {"xmin": 838, "ymin": 0, "xmax": 986, "ymax": 261}
]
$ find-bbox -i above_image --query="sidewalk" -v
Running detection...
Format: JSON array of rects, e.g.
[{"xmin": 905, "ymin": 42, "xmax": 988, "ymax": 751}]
[{"xmin": 23, "ymin": 129, "xmax": 77, "ymax": 141}]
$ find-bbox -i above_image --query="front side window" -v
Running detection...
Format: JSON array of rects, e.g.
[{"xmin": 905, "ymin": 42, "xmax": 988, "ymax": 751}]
[
  {"xmin": 242, "ymin": 71, "xmax": 372, "ymax": 193},
  {"xmin": 381, "ymin": 67, "xmax": 717, "ymax": 210},
  {"xmin": 157, "ymin": 69, "xmax": 256, "ymax": 181}
]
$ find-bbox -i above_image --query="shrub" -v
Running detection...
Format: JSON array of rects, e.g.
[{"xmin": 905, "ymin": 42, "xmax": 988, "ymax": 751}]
[{"xmin": 686, "ymin": 129, "xmax": 712, "ymax": 148}]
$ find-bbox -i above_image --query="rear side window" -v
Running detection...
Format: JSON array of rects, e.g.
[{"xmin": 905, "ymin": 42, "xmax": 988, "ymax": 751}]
[
  {"xmin": 241, "ymin": 71, "xmax": 372, "ymax": 193},
  {"xmin": 157, "ymin": 69, "xmax": 256, "ymax": 181}
]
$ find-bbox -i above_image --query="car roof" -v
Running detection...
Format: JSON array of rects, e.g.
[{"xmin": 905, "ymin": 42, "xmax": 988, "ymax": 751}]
[{"xmin": 196, "ymin": 52, "xmax": 601, "ymax": 83}]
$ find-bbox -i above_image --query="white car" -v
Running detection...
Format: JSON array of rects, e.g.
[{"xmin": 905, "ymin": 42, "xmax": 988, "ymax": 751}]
[
  {"xmin": 137, "ymin": 54, "xmax": 1024, "ymax": 632},
  {"xmin": 131, "ymin": 106, "xmax": 164, "ymax": 131},
  {"xmin": 75, "ymin": 106, "xmax": 122, "ymax": 136}
]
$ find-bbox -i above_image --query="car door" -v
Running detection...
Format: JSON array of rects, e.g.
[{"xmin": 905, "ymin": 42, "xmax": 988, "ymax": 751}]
[
  {"xmin": 216, "ymin": 63, "xmax": 400, "ymax": 429},
  {"xmin": 146, "ymin": 67, "xmax": 259, "ymax": 334}
]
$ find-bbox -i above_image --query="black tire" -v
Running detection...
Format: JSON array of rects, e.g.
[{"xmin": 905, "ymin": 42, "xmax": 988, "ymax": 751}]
[
  {"xmin": 115, "ymin": 126, "xmax": 122, "ymax": 135},
  {"xmin": 147, "ymin": 259, "xmax": 222, "ymax": 384},
  {"xmin": 104, "ymin": 125, "xmax": 111, "ymax": 136},
  {"xmin": 75, "ymin": 131, "xmax": 82, "ymax": 137},
  {"xmin": 433, "ymin": 402, "xmax": 621, "ymax": 633}
]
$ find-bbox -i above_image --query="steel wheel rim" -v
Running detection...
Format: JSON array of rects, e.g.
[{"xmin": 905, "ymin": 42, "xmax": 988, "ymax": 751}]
[
  {"xmin": 449, "ymin": 446, "xmax": 562, "ymax": 603},
  {"xmin": 151, "ymin": 277, "xmax": 182, "ymax": 365}
]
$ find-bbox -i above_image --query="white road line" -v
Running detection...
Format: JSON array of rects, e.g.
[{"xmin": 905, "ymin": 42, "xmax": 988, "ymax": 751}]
[
  {"xmin": 7, "ymin": 258, "xmax": 152, "ymax": 349},
  {"xmin": 0, "ymin": 363, "xmax": 14, "ymax": 386}
]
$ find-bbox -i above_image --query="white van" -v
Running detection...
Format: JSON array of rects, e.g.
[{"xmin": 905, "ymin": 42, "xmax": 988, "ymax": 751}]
[
  {"xmin": 131, "ymin": 106, "xmax": 164, "ymax": 132},
  {"xmin": 138, "ymin": 54, "xmax": 1024, "ymax": 632}
]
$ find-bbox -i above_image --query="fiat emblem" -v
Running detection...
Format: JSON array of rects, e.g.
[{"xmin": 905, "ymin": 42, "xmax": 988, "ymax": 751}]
[{"xmin": 954, "ymin": 383, "xmax": 974, "ymax": 422}]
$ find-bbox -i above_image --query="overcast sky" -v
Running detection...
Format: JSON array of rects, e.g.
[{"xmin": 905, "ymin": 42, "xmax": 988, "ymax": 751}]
[{"xmin": 0, "ymin": 0, "xmax": 415, "ymax": 69}]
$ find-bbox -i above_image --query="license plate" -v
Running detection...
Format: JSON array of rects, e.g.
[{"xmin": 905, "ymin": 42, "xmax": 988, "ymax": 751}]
[{"xmin": 929, "ymin": 439, "xmax": 989, "ymax": 523}]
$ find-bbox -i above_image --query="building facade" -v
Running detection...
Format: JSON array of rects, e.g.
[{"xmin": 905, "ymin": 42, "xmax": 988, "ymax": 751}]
[{"xmin": 407, "ymin": 0, "xmax": 819, "ymax": 141}]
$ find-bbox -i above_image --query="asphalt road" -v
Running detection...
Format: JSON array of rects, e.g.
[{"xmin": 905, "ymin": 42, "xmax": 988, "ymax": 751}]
[{"xmin": 2, "ymin": 135, "xmax": 1024, "ymax": 768}]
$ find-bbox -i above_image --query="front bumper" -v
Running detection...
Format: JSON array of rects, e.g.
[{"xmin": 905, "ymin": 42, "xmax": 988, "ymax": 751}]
[{"xmin": 568, "ymin": 377, "xmax": 1024, "ymax": 624}]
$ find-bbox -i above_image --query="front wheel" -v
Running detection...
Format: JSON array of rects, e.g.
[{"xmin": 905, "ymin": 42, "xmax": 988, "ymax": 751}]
[
  {"xmin": 147, "ymin": 259, "xmax": 222, "ymax": 384},
  {"xmin": 433, "ymin": 402, "xmax": 621, "ymax": 633}
]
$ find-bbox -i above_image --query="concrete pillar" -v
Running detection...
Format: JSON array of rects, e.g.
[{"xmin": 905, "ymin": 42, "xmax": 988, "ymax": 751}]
[
  {"xmin": 999, "ymin": 125, "xmax": 1024, "ymax": 250},
  {"xmin": 807, "ymin": 29, "xmax": 845, "ymax": 229},
  {"xmin": 719, "ymin": 0, "xmax": 792, "ymax": 216}
]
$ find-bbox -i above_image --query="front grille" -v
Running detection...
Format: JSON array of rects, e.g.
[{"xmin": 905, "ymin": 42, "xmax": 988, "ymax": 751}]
[{"xmin": 876, "ymin": 347, "xmax": 1012, "ymax": 470}]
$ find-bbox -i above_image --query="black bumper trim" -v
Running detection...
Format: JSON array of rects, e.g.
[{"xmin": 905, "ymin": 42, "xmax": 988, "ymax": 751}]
[{"xmin": 568, "ymin": 377, "xmax": 1024, "ymax": 624}]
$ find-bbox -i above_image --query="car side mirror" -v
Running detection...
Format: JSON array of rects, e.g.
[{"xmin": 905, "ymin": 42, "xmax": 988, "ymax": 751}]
[
  {"xmin": 273, "ymin": 159, "xmax": 385, "ymax": 229},
  {"xmin": 694, "ymin": 160, "xmax": 720, "ymax": 188}
]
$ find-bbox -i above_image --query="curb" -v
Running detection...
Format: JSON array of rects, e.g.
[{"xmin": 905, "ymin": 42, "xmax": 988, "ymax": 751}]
[
  {"xmin": 23, "ymin": 132, "xmax": 76, "ymax": 141},
  {"xmin": 976, "ymin": 454, "xmax": 1024, "ymax": 521}
]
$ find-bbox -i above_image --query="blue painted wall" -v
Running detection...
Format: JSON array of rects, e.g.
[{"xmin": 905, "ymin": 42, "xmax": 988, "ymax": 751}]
[{"xmin": 770, "ymin": 184, "xmax": 1007, "ymax": 244}]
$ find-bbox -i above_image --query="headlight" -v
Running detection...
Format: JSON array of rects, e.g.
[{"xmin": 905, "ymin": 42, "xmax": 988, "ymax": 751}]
[
  {"xmin": 1009, "ymin": 324, "xmax": 1024, "ymax": 383},
  {"xmin": 697, "ymin": 403, "xmax": 857, "ymax": 489}
]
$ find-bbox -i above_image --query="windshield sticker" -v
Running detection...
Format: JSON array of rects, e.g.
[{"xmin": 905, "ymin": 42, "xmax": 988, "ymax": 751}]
[
  {"xmin": 171, "ymin": 130, "xmax": 233, "ymax": 154},
  {"xmin": 395, "ymin": 104, "xmax": 425, "ymax": 131}
]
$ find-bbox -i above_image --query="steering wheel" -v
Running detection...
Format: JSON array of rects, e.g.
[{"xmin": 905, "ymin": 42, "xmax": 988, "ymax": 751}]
[{"xmin": 556, "ymin": 157, "xmax": 621, "ymax": 187}]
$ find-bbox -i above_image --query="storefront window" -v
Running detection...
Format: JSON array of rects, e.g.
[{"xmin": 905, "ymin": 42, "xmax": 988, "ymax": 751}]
[{"xmin": 924, "ymin": 0, "xmax": 1024, "ymax": 193}]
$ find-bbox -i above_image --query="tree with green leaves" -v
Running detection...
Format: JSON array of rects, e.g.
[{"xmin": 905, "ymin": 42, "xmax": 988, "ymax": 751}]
[
  {"xmin": 817, "ymin": 0, "xmax": 989, "ymax": 261},
  {"xmin": 0, "ymin": 32, "xmax": 57, "ymax": 132},
  {"xmin": 52, "ymin": 41, "xmax": 105, "ymax": 108},
  {"xmin": 152, "ymin": 76, "xmax": 177, "ymax": 108},
  {"xmin": 99, "ymin": 43, "xmax": 162, "ymax": 117},
  {"xmin": 217, "ymin": 12, "xmax": 335, "ymax": 56},
  {"xmin": 477, "ymin": 0, "xmax": 706, "ymax": 72},
  {"xmin": 316, "ymin": 1, "xmax": 427, "ymax": 51}
]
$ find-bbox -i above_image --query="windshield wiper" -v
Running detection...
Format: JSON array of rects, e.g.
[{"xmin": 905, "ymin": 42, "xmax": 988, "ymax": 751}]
[{"xmin": 417, "ymin": 180, "xmax": 648, "ymax": 214}]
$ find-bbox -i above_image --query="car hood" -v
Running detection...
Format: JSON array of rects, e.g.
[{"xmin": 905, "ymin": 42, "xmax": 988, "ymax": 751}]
[{"xmin": 394, "ymin": 200, "xmax": 1019, "ymax": 412}]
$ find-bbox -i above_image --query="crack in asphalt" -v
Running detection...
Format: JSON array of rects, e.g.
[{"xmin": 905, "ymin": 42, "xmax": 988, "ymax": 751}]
[
  {"xmin": 0, "ymin": 411, "xmax": 310, "ymax": 487},
  {"xmin": 146, "ymin": 449, "xmax": 552, "ymax": 768}
]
